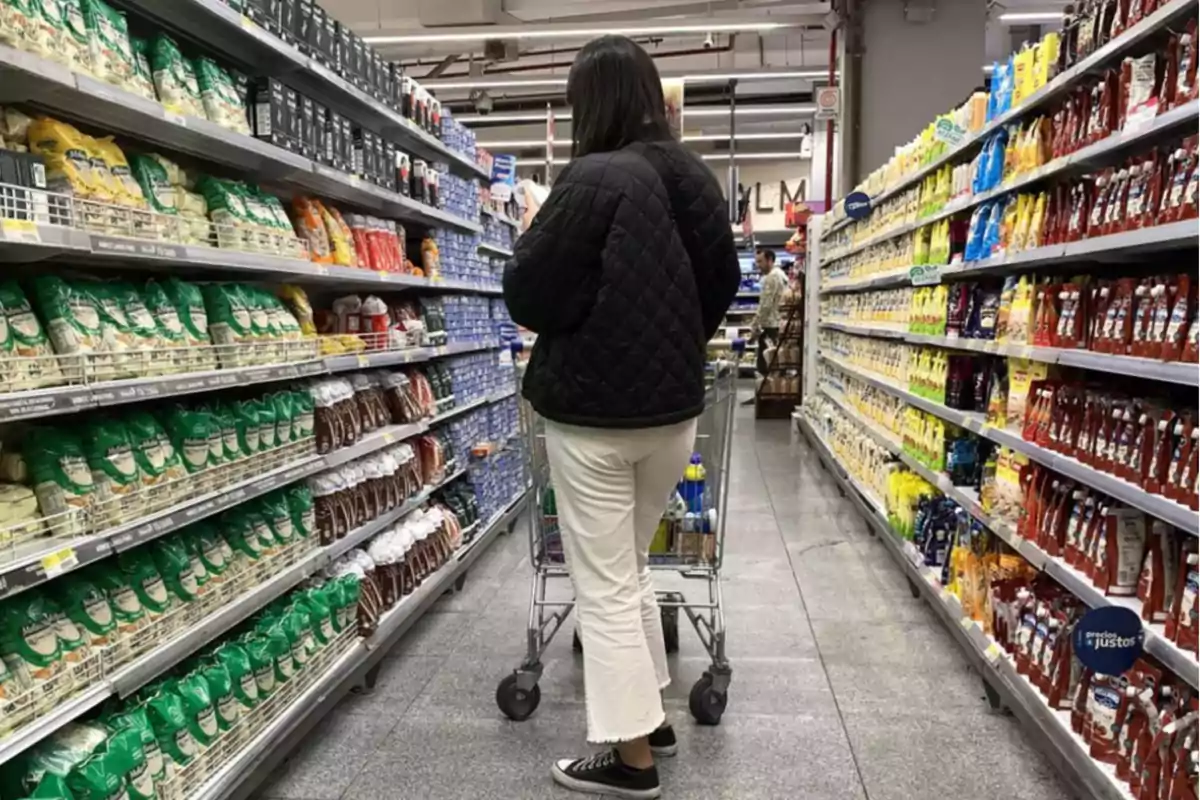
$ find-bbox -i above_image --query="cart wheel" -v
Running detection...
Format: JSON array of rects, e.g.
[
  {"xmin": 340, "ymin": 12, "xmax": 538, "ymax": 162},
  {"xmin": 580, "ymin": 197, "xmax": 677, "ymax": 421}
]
[
  {"xmin": 689, "ymin": 673, "xmax": 727, "ymax": 726},
  {"xmin": 661, "ymin": 607, "xmax": 680, "ymax": 654},
  {"xmin": 572, "ymin": 630, "xmax": 583, "ymax": 653},
  {"xmin": 496, "ymin": 674, "xmax": 541, "ymax": 721}
]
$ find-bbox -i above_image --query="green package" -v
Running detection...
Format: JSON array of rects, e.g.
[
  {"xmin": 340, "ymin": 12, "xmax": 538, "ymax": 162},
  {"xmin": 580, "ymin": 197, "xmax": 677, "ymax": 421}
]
[
  {"xmin": 271, "ymin": 392, "xmax": 295, "ymax": 443},
  {"xmin": 26, "ymin": 426, "xmax": 94, "ymax": 520},
  {"xmin": 59, "ymin": 576, "xmax": 115, "ymax": 646},
  {"xmin": 240, "ymin": 633, "xmax": 276, "ymax": 697},
  {"xmin": 78, "ymin": 418, "xmax": 142, "ymax": 518},
  {"xmin": 0, "ymin": 279, "xmax": 62, "ymax": 389},
  {"xmin": 230, "ymin": 400, "xmax": 260, "ymax": 455},
  {"xmin": 295, "ymin": 590, "xmax": 333, "ymax": 646},
  {"xmin": 41, "ymin": 595, "xmax": 87, "ymax": 665},
  {"xmin": 89, "ymin": 565, "xmax": 145, "ymax": 632},
  {"xmin": 173, "ymin": 672, "xmax": 218, "ymax": 747},
  {"xmin": 285, "ymin": 485, "xmax": 315, "ymax": 540},
  {"xmin": 291, "ymin": 391, "xmax": 314, "ymax": 440},
  {"xmin": 159, "ymin": 278, "xmax": 209, "ymax": 349},
  {"xmin": 186, "ymin": 524, "xmax": 229, "ymax": 580},
  {"xmin": 219, "ymin": 509, "xmax": 262, "ymax": 563},
  {"xmin": 117, "ymin": 551, "xmax": 172, "ymax": 616},
  {"xmin": 81, "ymin": 0, "xmax": 134, "ymax": 89},
  {"xmin": 209, "ymin": 404, "xmax": 242, "ymax": 462},
  {"xmin": 65, "ymin": 747, "xmax": 125, "ymax": 800},
  {"xmin": 253, "ymin": 397, "xmax": 277, "ymax": 451},
  {"xmin": 163, "ymin": 407, "xmax": 216, "ymax": 475},
  {"xmin": 149, "ymin": 536, "xmax": 198, "ymax": 604},
  {"xmin": 104, "ymin": 726, "xmax": 154, "ymax": 800},
  {"xmin": 201, "ymin": 283, "xmax": 253, "ymax": 354},
  {"xmin": 279, "ymin": 606, "xmax": 313, "ymax": 667},
  {"xmin": 128, "ymin": 155, "xmax": 176, "ymax": 217},
  {"xmin": 143, "ymin": 687, "xmax": 198, "ymax": 768},
  {"xmin": 106, "ymin": 705, "xmax": 164, "ymax": 784},
  {"xmin": 32, "ymin": 275, "xmax": 104, "ymax": 361},
  {"xmin": 245, "ymin": 509, "xmax": 274, "ymax": 553},
  {"xmin": 213, "ymin": 643, "xmax": 258, "ymax": 710},
  {"xmin": 139, "ymin": 280, "xmax": 186, "ymax": 354},
  {"xmin": 124, "ymin": 411, "xmax": 182, "ymax": 488},
  {"xmin": 148, "ymin": 33, "xmax": 201, "ymax": 118},
  {"xmin": 0, "ymin": 591, "xmax": 62, "ymax": 674},
  {"xmin": 196, "ymin": 661, "xmax": 238, "ymax": 731},
  {"xmin": 257, "ymin": 492, "xmax": 294, "ymax": 547}
]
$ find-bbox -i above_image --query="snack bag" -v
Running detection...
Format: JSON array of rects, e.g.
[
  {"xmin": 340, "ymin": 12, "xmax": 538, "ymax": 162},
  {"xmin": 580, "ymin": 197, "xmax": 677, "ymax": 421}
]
[
  {"xmin": 127, "ymin": 35, "xmax": 156, "ymax": 101},
  {"xmin": 79, "ymin": 417, "xmax": 145, "ymax": 526},
  {"xmin": 149, "ymin": 33, "xmax": 202, "ymax": 118},
  {"xmin": 81, "ymin": 0, "xmax": 134, "ymax": 90},
  {"xmin": 0, "ymin": 0, "xmax": 35, "ymax": 49},
  {"xmin": 290, "ymin": 198, "xmax": 332, "ymax": 264},
  {"xmin": 26, "ymin": 426, "xmax": 94, "ymax": 532},
  {"xmin": 202, "ymin": 283, "xmax": 253, "ymax": 367},
  {"xmin": 196, "ymin": 175, "xmax": 253, "ymax": 251},
  {"xmin": 127, "ymin": 153, "xmax": 178, "ymax": 221},
  {"xmin": 26, "ymin": 0, "xmax": 66, "ymax": 63},
  {"xmin": 91, "ymin": 138, "xmax": 146, "ymax": 210},
  {"xmin": 28, "ymin": 117, "xmax": 105, "ymax": 200},
  {"xmin": 0, "ymin": 590, "xmax": 63, "ymax": 687},
  {"xmin": 0, "ymin": 280, "xmax": 64, "ymax": 389},
  {"xmin": 194, "ymin": 56, "xmax": 249, "ymax": 134},
  {"xmin": 316, "ymin": 200, "xmax": 353, "ymax": 266},
  {"xmin": 140, "ymin": 279, "xmax": 189, "ymax": 372},
  {"xmin": 158, "ymin": 278, "xmax": 216, "ymax": 370}
]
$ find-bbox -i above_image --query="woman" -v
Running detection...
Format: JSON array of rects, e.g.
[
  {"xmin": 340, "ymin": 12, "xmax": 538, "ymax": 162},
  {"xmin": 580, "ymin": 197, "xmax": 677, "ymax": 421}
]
[{"xmin": 503, "ymin": 35, "xmax": 741, "ymax": 799}]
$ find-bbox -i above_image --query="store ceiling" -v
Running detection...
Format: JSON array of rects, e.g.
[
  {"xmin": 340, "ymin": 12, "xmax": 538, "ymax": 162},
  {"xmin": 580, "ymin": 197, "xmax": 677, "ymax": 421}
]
[{"xmin": 324, "ymin": 0, "xmax": 834, "ymax": 157}]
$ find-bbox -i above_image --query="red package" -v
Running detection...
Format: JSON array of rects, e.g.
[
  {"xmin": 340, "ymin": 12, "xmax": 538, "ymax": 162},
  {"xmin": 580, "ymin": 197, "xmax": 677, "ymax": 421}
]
[
  {"xmin": 1072, "ymin": 667, "xmax": 1094, "ymax": 735},
  {"xmin": 1172, "ymin": 21, "xmax": 1198, "ymax": 108},
  {"xmin": 1113, "ymin": 401, "xmax": 1144, "ymax": 481},
  {"xmin": 1159, "ymin": 275, "xmax": 1193, "ymax": 361},
  {"xmin": 1166, "ymin": 424, "xmax": 1197, "ymax": 505},
  {"xmin": 1164, "ymin": 539, "xmax": 1198, "ymax": 644},
  {"xmin": 1083, "ymin": 501, "xmax": 1111, "ymax": 580},
  {"xmin": 1146, "ymin": 413, "xmax": 1183, "ymax": 496},
  {"xmin": 1138, "ymin": 521, "xmax": 1181, "ymax": 623},
  {"xmin": 1123, "ymin": 53, "xmax": 1162, "ymax": 131},
  {"xmin": 1088, "ymin": 169, "xmax": 1115, "ymax": 238},
  {"xmin": 1066, "ymin": 179, "xmax": 1094, "ymax": 242},
  {"xmin": 1088, "ymin": 674, "xmax": 1125, "ymax": 759},
  {"xmin": 1065, "ymin": 491, "xmax": 1095, "ymax": 567},
  {"xmin": 1098, "ymin": 507, "xmax": 1147, "ymax": 596}
]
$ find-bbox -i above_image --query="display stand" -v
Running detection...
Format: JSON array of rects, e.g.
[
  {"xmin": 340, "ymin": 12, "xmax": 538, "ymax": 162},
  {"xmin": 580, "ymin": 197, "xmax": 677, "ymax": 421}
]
[{"xmin": 754, "ymin": 295, "xmax": 804, "ymax": 418}]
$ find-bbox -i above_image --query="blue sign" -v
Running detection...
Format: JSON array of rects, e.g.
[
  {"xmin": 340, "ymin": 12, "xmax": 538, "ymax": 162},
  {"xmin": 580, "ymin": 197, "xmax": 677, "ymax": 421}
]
[
  {"xmin": 491, "ymin": 154, "xmax": 516, "ymax": 185},
  {"xmin": 1072, "ymin": 607, "xmax": 1145, "ymax": 676},
  {"xmin": 844, "ymin": 191, "xmax": 872, "ymax": 220}
]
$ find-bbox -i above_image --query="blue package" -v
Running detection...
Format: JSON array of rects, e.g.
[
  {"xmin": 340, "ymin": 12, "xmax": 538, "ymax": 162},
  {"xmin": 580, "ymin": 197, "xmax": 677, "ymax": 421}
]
[
  {"xmin": 984, "ymin": 129, "xmax": 1008, "ymax": 190},
  {"xmin": 988, "ymin": 57, "xmax": 1014, "ymax": 121},
  {"xmin": 981, "ymin": 196, "xmax": 1009, "ymax": 258},
  {"xmin": 964, "ymin": 202, "xmax": 990, "ymax": 262}
]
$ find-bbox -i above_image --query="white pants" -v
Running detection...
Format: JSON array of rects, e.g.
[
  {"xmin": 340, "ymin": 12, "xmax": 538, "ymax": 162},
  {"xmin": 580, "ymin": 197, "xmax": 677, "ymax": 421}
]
[{"xmin": 544, "ymin": 417, "xmax": 698, "ymax": 744}]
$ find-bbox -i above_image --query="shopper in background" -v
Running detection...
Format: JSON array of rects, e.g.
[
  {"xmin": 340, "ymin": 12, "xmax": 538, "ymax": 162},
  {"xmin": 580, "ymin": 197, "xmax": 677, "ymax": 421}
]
[
  {"xmin": 750, "ymin": 248, "xmax": 788, "ymax": 388},
  {"xmin": 503, "ymin": 33, "xmax": 740, "ymax": 800}
]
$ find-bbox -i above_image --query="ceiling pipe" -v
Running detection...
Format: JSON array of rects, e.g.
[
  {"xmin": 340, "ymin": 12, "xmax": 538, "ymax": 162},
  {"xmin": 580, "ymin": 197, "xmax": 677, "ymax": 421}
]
[{"xmin": 421, "ymin": 42, "xmax": 735, "ymax": 80}]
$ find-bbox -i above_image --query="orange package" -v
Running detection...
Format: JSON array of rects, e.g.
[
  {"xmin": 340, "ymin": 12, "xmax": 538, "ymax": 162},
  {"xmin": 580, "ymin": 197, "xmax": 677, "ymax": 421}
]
[{"xmin": 292, "ymin": 197, "xmax": 332, "ymax": 264}]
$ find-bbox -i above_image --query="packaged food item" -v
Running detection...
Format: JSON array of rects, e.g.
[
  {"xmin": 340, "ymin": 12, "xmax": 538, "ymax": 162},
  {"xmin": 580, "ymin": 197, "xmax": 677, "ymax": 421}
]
[
  {"xmin": 118, "ymin": 549, "xmax": 173, "ymax": 619},
  {"xmin": 26, "ymin": 0, "xmax": 66, "ymax": 63},
  {"xmin": 0, "ymin": 483, "xmax": 43, "ymax": 546},
  {"xmin": 195, "ymin": 175, "xmax": 255, "ymax": 252},
  {"xmin": 106, "ymin": 704, "xmax": 165, "ymax": 786},
  {"xmin": 26, "ymin": 427, "xmax": 93, "ymax": 529},
  {"xmin": 196, "ymin": 660, "xmax": 238, "ymax": 731},
  {"xmin": 194, "ymin": 57, "xmax": 250, "ymax": 134},
  {"xmin": 79, "ymin": 417, "xmax": 144, "ymax": 525},
  {"xmin": 202, "ymin": 283, "xmax": 254, "ymax": 367},
  {"xmin": 0, "ymin": 0, "xmax": 35, "ymax": 50},
  {"xmin": 105, "ymin": 725, "xmax": 154, "ymax": 800},
  {"xmin": 163, "ymin": 406, "xmax": 217, "ymax": 476},
  {"xmin": 290, "ymin": 197, "xmax": 332, "ymax": 264},
  {"xmin": 126, "ymin": 35, "xmax": 157, "ymax": 101},
  {"xmin": 149, "ymin": 33, "xmax": 203, "ymax": 118},
  {"xmin": 82, "ymin": 0, "xmax": 134, "ymax": 90},
  {"xmin": 28, "ymin": 117, "xmax": 105, "ymax": 201},
  {"xmin": 213, "ymin": 642, "xmax": 258, "ymax": 710},
  {"xmin": 122, "ymin": 408, "xmax": 190, "ymax": 496},
  {"xmin": 144, "ymin": 685, "xmax": 198, "ymax": 768},
  {"xmin": 0, "ymin": 280, "xmax": 64, "ymax": 389},
  {"xmin": 0, "ymin": 590, "xmax": 63, "ymax": 688},
  {"xmin": 158, "ymin": 278, "xmax": 214, "ymax": 370}
]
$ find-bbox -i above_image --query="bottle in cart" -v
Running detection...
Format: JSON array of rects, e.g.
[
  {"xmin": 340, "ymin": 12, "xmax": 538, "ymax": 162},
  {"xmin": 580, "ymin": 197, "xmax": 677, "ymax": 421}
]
[{"xmin": 682, "ymin": 453, "xmax": 706, "ymax": 513}]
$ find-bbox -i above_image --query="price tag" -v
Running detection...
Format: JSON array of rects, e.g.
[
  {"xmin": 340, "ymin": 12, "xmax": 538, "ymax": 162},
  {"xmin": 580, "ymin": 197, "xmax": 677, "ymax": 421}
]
[
  {"xmin": 163, "ymin": 111, "xmax": 187, "ymax": 127},
  {"xmin": 382, "ymin": 432, "xmax": 395, "ymax": 444},
  {"xmin": 376, "ymin": 271, "xmax": 390, "ymax": 281},
  {"xmin": 960, "ymin": 616, "xmax": 974, "ymax": 630},
  {"xmin": 1, "ymin": 218, "xmax": 40, "ymax": 243},
  {"xmin": 356, "ymin": 355, "xmax": 369, "ymax": 368},
  {"xmin": 314, "ymin": 265, "xmax": 329, "ymax": 276},
  {"xmin": 41, "ymin": 547, "xmax": 78, "ymax": 577},
  {"xmin": 985, "ymin": 642, "xmax": 1004, "ymax": 662}
]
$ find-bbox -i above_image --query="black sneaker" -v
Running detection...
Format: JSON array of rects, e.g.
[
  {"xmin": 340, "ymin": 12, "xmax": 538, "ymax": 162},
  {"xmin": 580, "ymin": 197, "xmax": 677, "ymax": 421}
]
[
  {"xmin": 551, "ymin": 749, "xmax": 661, "ymax": 799},
  {"xmin": 648, "ymin": 724, "xmax": 677, "ymax": 757}
]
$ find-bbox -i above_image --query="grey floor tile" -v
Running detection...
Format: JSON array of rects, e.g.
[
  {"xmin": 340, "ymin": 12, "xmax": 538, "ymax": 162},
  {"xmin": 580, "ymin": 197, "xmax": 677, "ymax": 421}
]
[
  {"xmin": 810, "ymin": 618, "xmax": 964, "ymax": 666},
  {"xmin": 663, "ymin": 656, "xmax": 839, "ymax": 718},
  {"xmin": 336, "ymin": 654, "xmax": 444, "ymax": 715},
  {"xmin": 257, "ymin": 708, "xmax": 399, "ymax": 799},
  {"xmin": 841, "ymin": 705, "xmax": 1069, "ymax": 800},
  {"xmin": 823, "ymin": 658, "xmax": 987, "ymax": 712},
  {"xmin": 657, "ymin": 713, "xmax": 866, "ymax": 800},
  {"xmin": 384, "ymin": 609, "xmax": 472, "ymax": 658}
]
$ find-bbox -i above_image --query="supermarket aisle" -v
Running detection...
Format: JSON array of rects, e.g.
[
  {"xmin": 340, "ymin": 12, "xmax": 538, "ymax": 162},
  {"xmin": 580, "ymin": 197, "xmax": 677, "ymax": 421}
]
[{"xmin": 256, "ymin": 400, "xmax": 1071, "ymax": 800}]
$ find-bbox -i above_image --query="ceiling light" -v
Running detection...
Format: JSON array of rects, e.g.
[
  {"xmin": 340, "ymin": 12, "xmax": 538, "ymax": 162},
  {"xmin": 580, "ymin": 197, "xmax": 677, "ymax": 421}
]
[
  {"xmin": 427, "ymin": 78, "xmax": 569, "ymax": 90},
  {"xmin": 700, "ymin": 152, "xmax": 810, "ymax": 160},
  {"xmin": 997, "ymin": 11, "xmax": 1065, "ymax": 22},
  {"xmin": 683, "ymin": 131, "xmax": 808, "ymax": 142},
  {"xmin": 366, "ymin": 21, "xmax": 790, "ymax": 45},
  {"xmin": 681, "ymin": 70, "xmax": 830, "ymax": 82},
  {"xmin": 684, "ymin": 105, "xmax": 816, "ymax": 117},
  {"xmin": 455, "ymin": 111, "xmax": 573, "ymax": 123}
]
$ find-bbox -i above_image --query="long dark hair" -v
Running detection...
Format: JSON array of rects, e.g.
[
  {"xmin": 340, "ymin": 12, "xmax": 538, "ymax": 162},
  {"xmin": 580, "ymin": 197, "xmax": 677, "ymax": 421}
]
[{"xmin": 567, "ymin": 35, "xmax": 672, "ymax": 158}]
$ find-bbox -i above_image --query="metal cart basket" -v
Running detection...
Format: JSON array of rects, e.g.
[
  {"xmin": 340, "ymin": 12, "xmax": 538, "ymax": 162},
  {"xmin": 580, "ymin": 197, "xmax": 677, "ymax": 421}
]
[{"xmin": 495, "ymin": 362, "xmax": 737, "ymax": 725}]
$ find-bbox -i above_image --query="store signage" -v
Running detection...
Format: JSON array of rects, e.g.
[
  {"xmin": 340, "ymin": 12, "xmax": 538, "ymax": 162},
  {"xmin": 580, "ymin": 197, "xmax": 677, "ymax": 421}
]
[
  {"xmin": 843, "ymin": 191, "xmax": 872, "ymax": 220},
  {"xmin": 934, "ymin": 118, "xmax": 967, "ymax": 147},
  {"xmin": 1072, "ymin": 607, "xmax": 1144, "ymax": 676},
  {"xmin": 909, "ymin": 264, "xmax": 942, "ymax": 286},
  {"xmin": 815, "ymin": 86, "xmax": 840, "ymax": 120},
  {"xmin": 756, "ymin": 179, "xmax": 807, "ymax": 213}
]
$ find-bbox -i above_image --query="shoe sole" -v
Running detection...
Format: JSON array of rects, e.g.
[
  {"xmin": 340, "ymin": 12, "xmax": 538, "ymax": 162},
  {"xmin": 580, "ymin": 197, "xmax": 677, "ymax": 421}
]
[
  {"xmin": 551, "ymin": 764, "xmax": 662, "ymax": 799},
  {"xmin": 650, "ymin": 743, "xmax": 678, "ymax": 757}
]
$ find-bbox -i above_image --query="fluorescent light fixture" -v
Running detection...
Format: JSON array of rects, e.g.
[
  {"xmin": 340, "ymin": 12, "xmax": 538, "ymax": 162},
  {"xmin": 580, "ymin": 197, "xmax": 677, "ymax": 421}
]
[
  {"xmin": 700, "ymin": 152, "xmax": 809, "ymax": 161},
  {"xmin": 479, "ymin": 132, "xmax": 810, "ymax": 149},
  {"xmin": 426, "ymin": 78, "xmax": 569, "ymax": 90},
  {"xmin": 684, "ymin": 105, "xmax": 816, "ymax": 117},
  {"xmin": 683, "ymin": 131, "xmax": 807, "ymax": 142},
  {"xmin": 456, "ymin": 111, "xmax": 573, "ymax": 123},
  {"xmin": 366, "ymin": 21, "xmax": 790, "ymax": 45},
  {"xmin": 681, "ymin": 70, "xmax": 829, "ymax": 82},
  {"xmin": 998, "ymin": 11, "xmax": 1064, "ymax": 22}
]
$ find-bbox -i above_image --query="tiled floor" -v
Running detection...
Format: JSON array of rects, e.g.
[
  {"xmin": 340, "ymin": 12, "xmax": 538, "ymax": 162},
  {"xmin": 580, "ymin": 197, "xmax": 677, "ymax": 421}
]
[{"xmin": 256, "ymin": 399, "xmax": 1073, "ymax": 800}]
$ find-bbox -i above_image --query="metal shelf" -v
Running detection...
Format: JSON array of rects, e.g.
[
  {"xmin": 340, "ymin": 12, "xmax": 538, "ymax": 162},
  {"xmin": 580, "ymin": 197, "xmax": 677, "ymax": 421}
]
[
  {"xmin": 188, "ymin": 490, "xmax": 529, "ymax": 800},
  {"xmin": 478, "ymin": 242, "xmax": 515, "ymax": 258},
  {"xmin": 482, "ymin": 208, "xmax": 520, "ymax": 228},
  {"xmin": 0, "ymin": 462, "xmax": 494, "ymax": 767},
  {"xmin": 799, "ymin": 416, "xmax": 1150, "ymax": 800},
  {"xmin": 819, "ymin": 0, "xmax": 1196, "ymax": 244},
  {"xmin": 0, "ymin": 386, "xmax": 517, "ymax": 603},
  {"xmin": 820, "ymin": 353, "xmax": 1200, "ymax": 534},
  {"xmin": 818, "ymin": 385, "xmax": 1200, "ymax": 688},
  {"xmin": 0, "ymin": 44, "xmax": 481, "ymax": 234},
  {"xmin": 820, "ymin": 322, "xmax": 1200, "ymax": 387},
  {"xmin": 111, "ymin": 0, "xmax": 488, "ymax": 181},
  {"xmin": 821, "ymin": 98, "xmax": 1200, "ymax": 267},
  {"xmin": 819, "ymin": 220, "xmax": 1199, "ymax": 294}
]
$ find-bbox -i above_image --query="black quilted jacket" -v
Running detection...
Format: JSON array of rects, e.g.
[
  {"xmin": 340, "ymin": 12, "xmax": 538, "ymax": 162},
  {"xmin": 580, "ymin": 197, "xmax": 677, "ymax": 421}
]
[{"xmin": 503, "ymin": 140, "xmax": 741, "ymax": 429}]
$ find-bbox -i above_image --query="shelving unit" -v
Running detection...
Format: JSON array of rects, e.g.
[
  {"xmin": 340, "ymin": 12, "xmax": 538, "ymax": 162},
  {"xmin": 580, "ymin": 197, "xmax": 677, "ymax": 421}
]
[
  {"xmin": 0, "ymin": 0, "xmax": 532, "ymax": 791},
  {"xmin": 805, "ymin": 4, "xmax": 1200, "ymax": 797}
]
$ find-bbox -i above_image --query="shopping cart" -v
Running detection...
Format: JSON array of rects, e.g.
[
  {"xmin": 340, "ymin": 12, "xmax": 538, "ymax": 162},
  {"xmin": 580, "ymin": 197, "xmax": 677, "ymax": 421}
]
[{"xmin": 495, "ymin": 360, "xmax": 737, "ymax": 726}]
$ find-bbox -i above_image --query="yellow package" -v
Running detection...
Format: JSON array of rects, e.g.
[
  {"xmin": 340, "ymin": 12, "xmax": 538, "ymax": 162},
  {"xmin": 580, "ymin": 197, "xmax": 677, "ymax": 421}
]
[
  {"xmin": 1026, "ymin": 192, "xmax": 1047, "ymax": 248},
  {"xmin": 316, "ymin": 201, "xmax": 353, "ymax": 266},
  {"xmin": 279, "ymin": 284, "xmax": 316, "ymax": 336},
  {"xmin": 1035, "ymin": 33, "xmax": 1059, "ymax": 89},
  {"xmin": 327, "ymin": 207, "xmax": 358, "ymax": 266},
  {"xmin": 1012, "ymin": 45, "xmax": 1035, "ymax": 105},
  {"xmin": 90, "ymin": 137, "xmax": 146, "ymax": 209},
  {"xmin": 1007, "ymin": 274, "xmax": 1035, "ymax": 343},
  {"xmin": 28, "ymin": 117, "xmax": 104, "ymax": 198},
  {"xmin": 1005, "ymin": 357, "xmax": 1048, "ymax": 430}
]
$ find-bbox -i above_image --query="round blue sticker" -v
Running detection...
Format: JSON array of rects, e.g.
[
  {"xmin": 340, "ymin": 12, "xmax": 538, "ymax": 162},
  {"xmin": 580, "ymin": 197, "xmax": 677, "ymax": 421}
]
[
  {"xmin": 844, "ymin": 191, "xmax": 872, "ymax": 220},
  {"xmin": 1071, "ymin": 607, "xmax": 1145, "ymax": 676}
]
